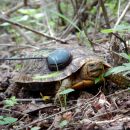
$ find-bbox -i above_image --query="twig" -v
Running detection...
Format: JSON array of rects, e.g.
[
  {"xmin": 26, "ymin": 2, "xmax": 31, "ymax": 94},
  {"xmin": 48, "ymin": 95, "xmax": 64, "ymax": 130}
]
[
  {"xmin": 0, "ymin": 15, "xmax": 67, "ymax": 44},
  {"xmin": 117, "ymin": 0, "xmax": 121, "ymax": 18},
  {"xmin": 110, "ymin": 1, "xmax": 130, "ymax": 54},
  {"xmin": 24, "ymin": 0, "xmax": 28, "ymax": 6},
  {"xmin": 15, "ymin": 87, "xmax": 129, "ymax": 130},
  {"xmin": 61, "ymin": 0, "xmax": 98, "ymax": 38},
  {"xmin": 89, "ymin": 108, "xmax": 130, "ymax": 121},
  {"xmin": 16, "ymin": 92, "xmax": 99, "ymax": 129},
  {"xmin": 96, "ymin": 117, "xmax": 130, "ymax": 124},
  {"xmin": 114, "ymin": 1, "xmax": 130, "ymax": 28},
  {"xmin": 4, "ymin": 8, "xmax": 36, "ymax": 46},
  {"xmin": 25, "ymin": 104, "xmax": 55, "ymax": 114},
  {"xmin": 106, "ymin": 88, "xmax": 130, "ymax": 98},
  {"xmin": 16, "ymin": 98, "xmax": 46, "ymax": 102},
  {"xmin": 0, "ymin": 44, "xmax": 39, "ymax": 49},
  {"xmin": 0, "ymin": 57, "xmax": 46, "ymax": 61},
  {"xmin": 0, "ymin": 108, "xmax": 28, "ymax": 116},
  {"xmin": 112, "ymin": 33, "xmax": 128, "ymax": 53},
  {"xmin": 40, "ymin": 0, "xmax": 54, "ymax": 37},
  {"xmin": 87, "ymin": 38, "xmax": 126, "ymax": 59},
  {"xmin": 98, "ymin": 0, "xmax": 111, "ymax": 28},
  {"xmin": 16, "ymin": 106, "xmax": 77, "ymax": 130},
  {"xmin": 14, "ymin": 26, "xmax": 36, "ymax": 45},
  {"xmin": 4, "ymin": 3, "xmax": 24, "ymax": 16}
]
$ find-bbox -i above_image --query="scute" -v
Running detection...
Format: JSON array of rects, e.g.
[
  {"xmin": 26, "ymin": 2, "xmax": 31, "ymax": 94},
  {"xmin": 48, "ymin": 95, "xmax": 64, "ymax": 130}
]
[{"xmin": 14, "ymin": 46, "xmax": 102, "ymax": 83}]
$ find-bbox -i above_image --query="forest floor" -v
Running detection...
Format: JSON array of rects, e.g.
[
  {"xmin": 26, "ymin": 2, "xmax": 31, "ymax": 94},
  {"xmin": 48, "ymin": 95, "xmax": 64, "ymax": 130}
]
[{"xmin": 0, "ymin": 33, "xmax": 130, "ymax": 130}]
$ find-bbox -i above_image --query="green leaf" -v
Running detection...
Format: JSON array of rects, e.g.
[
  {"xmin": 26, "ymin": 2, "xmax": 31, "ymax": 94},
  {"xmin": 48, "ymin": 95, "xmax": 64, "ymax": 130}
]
[
  {"xmin": 18, "ymin": 9, "xmax": 37, "ymax": 15},
  {"xmin": 33, "ymin": 13, "xmax": 44, "ymax": 19},
  {"xmin": 59, "ymin": 120, "xmax": 68, "ymax": 128},
  {"xmin": 0, "ymin": 121, "xmax": 8, "ymax": 125},
  {"xmin": 101, "ymin": 24, "xmax": 130, "ymax": 34},
  {"xmin": 114, "ymin": 24, "xmax": 130, "ymax": 31},
  {"xmin": 0, "ymin": 116, "xmax": 3, "ymax": 119},
  {"xmin": 122, "ymin": 70, "xmax": 130, "ymax": 76},
  {"xmin": 104, "ymin": 66, "xmax": 123, "ymax": 77},
  {"xmin": 95, "ymin": 77, "xmax": 101, "ymax": 84},
  {"xmin": 31, "ymin": 126, "xmax": 41, "ymax": 130},
  {"xmin": 16, "ymin": 15, "xmax": 29, "ymax": 22},
  {"xmin": 119, "ymin": 53, "xmax": 130, "ymax": 61},
  {"xmin": 104, "ymin": 64, "xmax": 130, "ymax": 77},
  {"xmin": 0, "ymin": 116, "xmax": 17, "ymax": 125},
  {"xmin": 0, "ymin": 22, "xmax": 10, "ymax": 26},
  {"xmin": 59, "ymin": 88, "xmax": 74, "ymax": 95},
  {"xmin": 4, "ymin": 117, "xmax": 17, "ymax": 124},
  {"xmin": 4, "ymin": 96, "xmax": 17, "ymax": 108},
  {"xmin": 124, "ymin": 63, "xmax": 130, "ymax": 68},
  {"xmin": 101, "ymin": 28, "xmax": 114, "ymax": 34},
  {"xmin": 15, "ymin": 64, "xmax": 22, "ymax": 71}
]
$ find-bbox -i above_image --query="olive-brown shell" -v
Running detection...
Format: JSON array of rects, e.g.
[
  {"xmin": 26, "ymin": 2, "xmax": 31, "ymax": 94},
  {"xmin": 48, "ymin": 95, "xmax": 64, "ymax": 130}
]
[{"xmin": 14, "ymin": 46, "xmax": 104, "ymax": 83}]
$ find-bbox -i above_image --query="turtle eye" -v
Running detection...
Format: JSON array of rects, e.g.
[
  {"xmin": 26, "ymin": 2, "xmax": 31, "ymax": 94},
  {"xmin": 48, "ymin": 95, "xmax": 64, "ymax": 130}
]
[{"xmin": 88, "ymin": 64, "xmax": 95, "ymax": 67}]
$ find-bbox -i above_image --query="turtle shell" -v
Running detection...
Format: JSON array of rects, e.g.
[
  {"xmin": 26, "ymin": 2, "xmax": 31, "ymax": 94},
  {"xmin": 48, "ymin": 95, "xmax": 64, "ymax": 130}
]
[{"xmin": 14, "ymin": 46, "xmax": 104, "ymax": 83}]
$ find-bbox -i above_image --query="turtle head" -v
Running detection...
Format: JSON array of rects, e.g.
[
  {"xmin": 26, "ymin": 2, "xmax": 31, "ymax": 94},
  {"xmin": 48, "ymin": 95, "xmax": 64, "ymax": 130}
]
[
  {"xmin": 87, "ymin": 61, "xmax": 104, "ymax": 78},
  {"xmin": 80, "ymin": 60, "xmax": 109, "ymax": 80}
]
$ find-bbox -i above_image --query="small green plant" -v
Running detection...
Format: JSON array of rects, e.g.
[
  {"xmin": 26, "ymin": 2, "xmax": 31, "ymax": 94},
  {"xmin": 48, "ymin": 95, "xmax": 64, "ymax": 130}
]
[
  {"xmin": 59, "ymin": 88, "xmax": 74, "ymax": 95},
  {"xmin": 104, "ymin": 53, "xmax": 130, "ymax": 79},
  {"xmin": 95, "ymin": 74, "xmax": 105, "ymax": 84},
  {"xmin": 59, "ymin": 88, "xmax": 74, "ymax": 108},
  {"xmin": 4, "ymin": 96, "xmax": 18, "ymax": 108},
  {"xmin": 105, "ymin": 53, "xmax": 130, "ymax": 77},
  {"xmin": 101, "ymin": 24, "xmax": 130, "ymax": 34},
  {"xmin": 59, "ymin": 120, "xmax": 69, "ymax": 128},
  {"xmin": 15, "ymin": 63, "xmax": 22, "ymax": 71},
  {"xmin": 0, "ymin": 116, "xmax": 17, "ymax": 125},
  {"xmin": 104, "ymin": 62, "xmax": 130, "ymax": 77}
]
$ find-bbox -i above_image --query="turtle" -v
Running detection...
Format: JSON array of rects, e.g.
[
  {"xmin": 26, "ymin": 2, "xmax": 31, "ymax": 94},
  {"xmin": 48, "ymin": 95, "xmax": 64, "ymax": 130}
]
[{"xmin": 11, "ymin": 45, "xmax": 130, "ymax": 99}]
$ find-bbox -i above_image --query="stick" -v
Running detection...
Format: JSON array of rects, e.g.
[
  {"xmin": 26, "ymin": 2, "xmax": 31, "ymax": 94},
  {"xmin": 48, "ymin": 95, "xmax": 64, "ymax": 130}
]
[{"xmin": 0, "ymin": 15, "xmax": 67, "ymax": 44}]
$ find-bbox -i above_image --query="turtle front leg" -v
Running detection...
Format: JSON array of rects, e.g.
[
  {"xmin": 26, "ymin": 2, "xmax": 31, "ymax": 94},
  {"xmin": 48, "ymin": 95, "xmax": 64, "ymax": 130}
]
[
  {"xmin": 71, "ymin": 80, "xmax": 94, "ymax": 89},
  {"xmin": 56, "ymin": 78, "xmax": 72, "ymax": 92}
]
